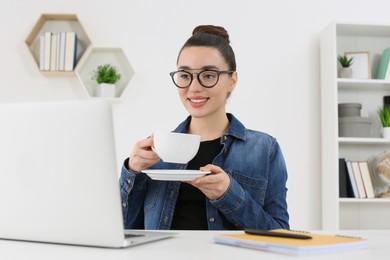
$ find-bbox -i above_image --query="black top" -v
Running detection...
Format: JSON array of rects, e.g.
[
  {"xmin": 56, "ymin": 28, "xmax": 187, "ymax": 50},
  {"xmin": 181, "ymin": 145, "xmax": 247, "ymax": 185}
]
[{"xmin": 170, "ymin": 137, "xmax": 223, "ymax": 230}]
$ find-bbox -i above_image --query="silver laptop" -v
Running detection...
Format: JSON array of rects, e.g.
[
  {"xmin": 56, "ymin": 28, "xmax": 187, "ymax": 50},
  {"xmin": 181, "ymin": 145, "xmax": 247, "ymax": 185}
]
[{"xmin": 0, "ymin": 100, "xmax": 174, "ymax": 248}]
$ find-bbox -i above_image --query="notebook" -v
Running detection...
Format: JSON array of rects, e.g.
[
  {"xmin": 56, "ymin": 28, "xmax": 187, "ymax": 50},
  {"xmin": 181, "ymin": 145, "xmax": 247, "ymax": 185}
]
[
  {"xmin": 0, "ymin": 100, "xmax": 175, "ymax": 248},
  {"xmin": 214, "ymin": 229, "xmax": 368, "ymax": 256}
]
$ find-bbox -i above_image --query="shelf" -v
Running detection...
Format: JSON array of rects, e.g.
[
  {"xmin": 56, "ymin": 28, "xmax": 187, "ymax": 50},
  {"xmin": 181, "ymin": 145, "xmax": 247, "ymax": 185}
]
[
  {"xmin": 339, "ymin": 137, "xmax": 390, "ymax": 144},
  {"xmin": 338, "ymin": 79, "xmax": 390, "ymax": 90},
  {"xmin": 75, "ymin": 47, "xmax": 135, "ymax": 101},
  {"xmin": 321, "ymin": 21, "xmax": 390, "ymax": 230},
  {"xmin": 336, "ymin": 22, "xmax": 390, "ymax": 37},
  {"xmin": 25, "ymin": 13, "xmax": 92, "ymax": 76},
  {"xmin": 339, "ymin": 198, "xmax": 390, "ymax": 203}
]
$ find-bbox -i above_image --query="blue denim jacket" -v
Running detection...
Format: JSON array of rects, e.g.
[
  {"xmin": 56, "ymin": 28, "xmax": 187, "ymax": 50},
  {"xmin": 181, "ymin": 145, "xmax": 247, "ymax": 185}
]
[{"xmin": 119, "ymin": 113, "xmax": 289, "ymax": 230}]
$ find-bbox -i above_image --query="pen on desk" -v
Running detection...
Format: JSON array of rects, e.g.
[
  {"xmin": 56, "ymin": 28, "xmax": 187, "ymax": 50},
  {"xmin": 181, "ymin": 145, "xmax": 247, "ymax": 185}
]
[{"xmin": 244, "ymin": 229, "xmax": 313, "ymax": 240}]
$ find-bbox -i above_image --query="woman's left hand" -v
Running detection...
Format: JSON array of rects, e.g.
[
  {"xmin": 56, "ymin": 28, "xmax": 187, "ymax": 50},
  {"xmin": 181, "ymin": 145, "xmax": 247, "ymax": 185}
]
[{"xmin": 185, "ymin": 164, "xmax": 230, "ymax": 200}]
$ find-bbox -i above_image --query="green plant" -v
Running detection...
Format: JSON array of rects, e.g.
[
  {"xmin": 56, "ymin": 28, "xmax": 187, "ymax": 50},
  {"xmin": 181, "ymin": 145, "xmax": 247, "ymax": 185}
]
[
  {"xmin": 338, "ymin": 55, "xmax": 354, "ymax": 68},
  {"xmin": 378, "ymin": 106, "xmax": 390, "ymax": 127},
  {"xmin": 92, "ymin": 64, "xmax": 121, "ymax": 84}
]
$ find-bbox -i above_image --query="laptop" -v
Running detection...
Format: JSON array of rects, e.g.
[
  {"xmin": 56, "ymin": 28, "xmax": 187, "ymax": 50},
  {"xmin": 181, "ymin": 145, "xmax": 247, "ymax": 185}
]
[{"xmin": 0, "ymin": 100, "xmax": 175, "ymax": 248}]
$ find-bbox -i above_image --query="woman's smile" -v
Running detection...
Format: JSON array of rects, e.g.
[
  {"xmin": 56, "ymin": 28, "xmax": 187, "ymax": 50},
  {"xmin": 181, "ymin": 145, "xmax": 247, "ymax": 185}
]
[{"xmin": 188, "ymin": 96, "xmax": 209, "ymax": 107}]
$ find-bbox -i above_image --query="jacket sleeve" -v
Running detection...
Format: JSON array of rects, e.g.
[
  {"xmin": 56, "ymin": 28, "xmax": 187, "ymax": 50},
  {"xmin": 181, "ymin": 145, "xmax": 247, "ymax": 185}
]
[
  {"xmin": 119, "ymin": 158, "xmax": 148, "ymax": 229},
  {"xmin": 210, "ymin": 141, "xmax": 289, "ymax": 230}
]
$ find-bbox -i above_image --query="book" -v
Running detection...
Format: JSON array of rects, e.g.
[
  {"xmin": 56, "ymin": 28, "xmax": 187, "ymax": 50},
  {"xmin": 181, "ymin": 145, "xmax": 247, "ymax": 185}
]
[
  {"xmin": 39, "ymin": 35, "xmax": 45, "ymax": 71},
  {"xmin": 55, "ymin": 33, "xmax": 61, "ymax": 70},
  {"xmin": 346, "ymin": 161, "xmax": 359, "ymax": 197},
  {"xmin": 385, "ymin": 59, "xmax": 390, "ymax": 80},
  {"xmin": 339, "ymin": 158, "xmax": 352, "ymax": 197},
  {"xmin": 377, "ymin": 47, "xmax": 390, "ymax": 79},
  {"xmin": 43, "ymin": 31, "xmax": 52, "ymax": 71},
  {"xmin": 50, "ymin": 33, "xmax": 58, "ymax": 71},
  {"xmin": 214, "ymin": 229, "xmax": 368, "ymax": 256},
  {"xmin": 58, "ymin": 32, "xmax": 66, "ymax": 71},
  {"xmin": 358, "ymin": 161, "xmax": 375, "ymax": 198},
  {"xmin": 64, "ymin": 32, "xmax": 78, "ymax": 71},
  {"xmin": 351, "ymin": 161, "xmax": 367, "ymax": 198}
]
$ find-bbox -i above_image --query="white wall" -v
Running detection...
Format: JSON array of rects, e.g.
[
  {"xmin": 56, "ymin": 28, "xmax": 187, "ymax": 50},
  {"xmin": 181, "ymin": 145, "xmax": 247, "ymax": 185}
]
[{"xmin": 2, "ymin": 0, "xmax": 390, "ymax": 230}]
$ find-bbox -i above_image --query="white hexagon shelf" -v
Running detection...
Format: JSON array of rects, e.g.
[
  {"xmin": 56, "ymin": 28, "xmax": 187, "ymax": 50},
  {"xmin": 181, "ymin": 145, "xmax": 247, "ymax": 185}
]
[
  {"xmin": 25, "ymin": 13, "xmax": 92, "ymax": 76},
  {"xmin": 75, "ymin": 47, "xmax": 135, "ymax": 101}
]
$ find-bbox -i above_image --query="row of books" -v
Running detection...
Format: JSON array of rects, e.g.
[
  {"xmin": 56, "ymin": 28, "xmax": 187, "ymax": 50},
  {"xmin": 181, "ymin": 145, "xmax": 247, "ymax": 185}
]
[
  {"xmin": 39, "ymin": 31, "xmax": 78, "ymax": 72},
  {"xmin": 377, "ymin": 46, "xmax": 390, "ymax": 79},
  {"xmin": 339, "ymin": 159, "xmax": 375, "ymax": 198}
]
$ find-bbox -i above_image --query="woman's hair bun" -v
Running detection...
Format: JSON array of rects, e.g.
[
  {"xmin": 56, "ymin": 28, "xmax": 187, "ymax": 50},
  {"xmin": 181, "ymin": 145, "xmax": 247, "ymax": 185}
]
[{"xmin": 192, "ymin": 25, "xmax": 230, "ymax": 43}]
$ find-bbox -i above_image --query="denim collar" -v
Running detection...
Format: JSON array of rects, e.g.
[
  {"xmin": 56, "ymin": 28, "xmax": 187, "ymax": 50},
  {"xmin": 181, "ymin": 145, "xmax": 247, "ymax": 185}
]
[{"xmin": 173, "ymin": 113, "xmax": 246, "ymax": 141}]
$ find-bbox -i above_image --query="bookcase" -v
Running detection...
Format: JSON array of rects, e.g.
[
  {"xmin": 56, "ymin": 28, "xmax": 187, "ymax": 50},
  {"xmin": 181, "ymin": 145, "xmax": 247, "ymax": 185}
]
[
  {"xmin": 25, "ymin": 13, "xmax": 92, "ymax": 76},
  {"xmin": 75, "ymin": 47, "xmax": 135, "ymax": 101},
  {"xmin": 320, "ymin": 21, "xmax": 390, "ymax": 230},
  {"xmin": 25, "ymin": 14, "xmax": 134, "ymax": 101}
]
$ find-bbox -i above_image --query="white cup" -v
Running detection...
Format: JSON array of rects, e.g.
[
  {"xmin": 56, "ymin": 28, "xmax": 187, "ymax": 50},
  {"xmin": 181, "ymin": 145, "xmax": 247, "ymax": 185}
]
[{"xmin": 153, "ymin": 132, "xmax": 201, "ymax": 163}]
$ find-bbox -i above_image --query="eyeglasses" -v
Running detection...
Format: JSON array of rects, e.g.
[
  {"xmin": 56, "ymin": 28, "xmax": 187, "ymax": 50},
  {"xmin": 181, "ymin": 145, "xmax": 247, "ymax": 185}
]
[{"xmin": 169, "ymin": 69, "xmax": 234, "ymax": 88}]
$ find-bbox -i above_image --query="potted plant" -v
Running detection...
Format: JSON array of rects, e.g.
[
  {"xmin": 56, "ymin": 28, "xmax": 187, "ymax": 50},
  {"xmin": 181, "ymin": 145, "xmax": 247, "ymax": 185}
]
[
  {"xmin": 92, "ymin": 63, "xmax": 121, "ymax": 97},
  {"xmin": 337, "ymin": 55, "xmax": 354, "ymax": 78},
  {"xmin": 378, "ymin": 105, "xmax": 390, "ymax": 138}
]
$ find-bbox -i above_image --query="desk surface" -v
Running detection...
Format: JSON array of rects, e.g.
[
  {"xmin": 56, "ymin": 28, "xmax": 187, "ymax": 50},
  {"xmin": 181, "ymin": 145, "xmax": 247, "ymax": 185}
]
[{"xmin": 0, "ymin": 230, "xmax": 388, "ymax": 259}]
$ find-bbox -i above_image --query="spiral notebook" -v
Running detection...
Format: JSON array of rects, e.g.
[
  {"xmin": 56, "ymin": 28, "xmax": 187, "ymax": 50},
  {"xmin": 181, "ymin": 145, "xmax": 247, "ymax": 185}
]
[{"xmin": 214, "ymin": 229, "xmax": 368, "ymax": 256}]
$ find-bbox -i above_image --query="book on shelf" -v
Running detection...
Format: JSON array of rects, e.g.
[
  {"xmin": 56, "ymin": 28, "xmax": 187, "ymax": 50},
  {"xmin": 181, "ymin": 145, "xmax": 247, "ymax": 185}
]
[
  {"xmin": 377, "ymin": 46, "xmax": 390, "ymax": 79},
  {"xmin": 385, "ymin": 60, "xmax": 390, "ymax": 80},
  {"xmin": 339, "ymin": 158, "xmax": 353, "ymax": 197},
  {"xmin": 345, "ymin": 160, "xmax": 359, "ymax": 198},
  {"xmin": 358, "ymin": 161, "xmax": 375, "ymax": 198},
  {"xmin": 43, "ymin": 31, "xmax": 52, "ymax": 71},
  {"xmin": 58, "ymin": 32, "xmax": 66, "ymax": 71},
  {"xmin": 351, "ymin": 161, "xmax": 367, "ymax": 198},
  {"xmin": 64, "ymin": 32, "xmax": 78, "ymax": 71},
  {"xmin": 39, "ymin": 35, "xmax": 45, "ymax": 71},
  {"xmin": 49, "ymin": 33, "xmax": 58, "ymax": 71},
  {"xmin": 214, "ymin": 229, "xmax": 368, "ymax": 256},
  {"xmin": 55, "ymin": 33, "xmax": 61, "ymax": 71}
]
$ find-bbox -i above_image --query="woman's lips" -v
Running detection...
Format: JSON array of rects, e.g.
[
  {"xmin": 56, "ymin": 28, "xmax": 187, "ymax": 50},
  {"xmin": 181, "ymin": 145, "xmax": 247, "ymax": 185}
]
[{"xmin": 188, "ymin": 97, "xmax": 208, "ymax": 107}]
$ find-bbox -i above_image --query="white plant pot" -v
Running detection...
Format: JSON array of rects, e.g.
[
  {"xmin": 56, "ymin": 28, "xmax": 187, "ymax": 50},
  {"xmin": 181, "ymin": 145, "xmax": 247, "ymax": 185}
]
[
  {"xmin": 338, "ymin": 67, "xmax": 352, "ymax": 78},
  {"xmin": 382, "ymin": 127, "xmax": 390, "ymax": 139},
  {"xmin": 96, "ymin": 83, "xmax": 116, "ymax": 97}
]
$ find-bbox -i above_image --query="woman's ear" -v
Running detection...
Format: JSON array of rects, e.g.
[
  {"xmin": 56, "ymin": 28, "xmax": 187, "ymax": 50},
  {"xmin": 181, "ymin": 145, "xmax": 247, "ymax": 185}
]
[{"xmin": 228, "ymin": 71, "xmax": 238, "ymax": 92}]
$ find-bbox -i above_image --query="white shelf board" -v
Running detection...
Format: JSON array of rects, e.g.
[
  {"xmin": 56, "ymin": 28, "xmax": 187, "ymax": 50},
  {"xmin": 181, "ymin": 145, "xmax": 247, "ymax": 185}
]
[
  {"xmin": 339, "ymin": 198, "xmax": 390, "ymax": 203},
  {"xmin": 338, "ymin": 137, "xmax": 390, "ymax": 144},
  {"xmin": 338, "ymin": 79, "xmax": 390, "ymax": 90}
]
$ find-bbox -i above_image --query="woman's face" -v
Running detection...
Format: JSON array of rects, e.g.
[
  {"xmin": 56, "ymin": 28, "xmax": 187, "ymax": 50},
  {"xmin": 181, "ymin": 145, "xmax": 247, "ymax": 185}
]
[{"xmin": 176, "ymin": 46, "xmax": 237, "ymax": 119}]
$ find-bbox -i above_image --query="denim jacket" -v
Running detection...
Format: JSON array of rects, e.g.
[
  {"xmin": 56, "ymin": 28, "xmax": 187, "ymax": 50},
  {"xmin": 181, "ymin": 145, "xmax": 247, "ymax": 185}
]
[{"xmin": 119, "ymin": 113, "xmax": 289, "ymax": 230}]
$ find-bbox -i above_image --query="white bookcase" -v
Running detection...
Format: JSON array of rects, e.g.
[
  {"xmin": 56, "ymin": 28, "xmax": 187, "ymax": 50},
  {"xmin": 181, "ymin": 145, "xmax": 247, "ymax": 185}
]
[{"xmin": 320, "ymin": 21, "xmax": 390, "ymax": 230}]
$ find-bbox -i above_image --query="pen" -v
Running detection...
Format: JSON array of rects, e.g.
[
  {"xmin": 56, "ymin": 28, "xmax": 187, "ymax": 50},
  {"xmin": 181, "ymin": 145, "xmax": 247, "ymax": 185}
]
[{"xmin": 244, "ymin": 229, "xmax": 312, "ymax": 240}]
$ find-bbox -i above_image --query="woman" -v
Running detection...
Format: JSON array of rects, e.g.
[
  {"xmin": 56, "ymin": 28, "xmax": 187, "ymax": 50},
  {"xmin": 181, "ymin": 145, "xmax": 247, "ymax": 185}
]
[{"xmin": 120, "ymin": 25, "xmax": 289, "ymax": 230}]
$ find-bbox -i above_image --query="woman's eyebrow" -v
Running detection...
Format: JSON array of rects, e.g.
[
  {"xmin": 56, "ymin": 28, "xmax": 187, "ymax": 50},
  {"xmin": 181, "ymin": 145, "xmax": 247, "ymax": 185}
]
[{"xmin": 178, "ymin": 65, "xmax": 220, "ymax": 70}]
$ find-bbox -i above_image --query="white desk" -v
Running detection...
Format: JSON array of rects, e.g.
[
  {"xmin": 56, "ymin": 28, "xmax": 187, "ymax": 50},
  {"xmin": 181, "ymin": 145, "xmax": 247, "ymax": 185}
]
[{"xmin": 0, "ymin": 230, "xmax": 388, "ymax": 259}]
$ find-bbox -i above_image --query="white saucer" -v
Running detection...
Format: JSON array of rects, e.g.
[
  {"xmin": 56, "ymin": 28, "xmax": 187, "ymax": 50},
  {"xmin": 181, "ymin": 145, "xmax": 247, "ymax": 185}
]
[{"xmin": 141, "ymin": 169, "xmax": 211, "ymax": 181}]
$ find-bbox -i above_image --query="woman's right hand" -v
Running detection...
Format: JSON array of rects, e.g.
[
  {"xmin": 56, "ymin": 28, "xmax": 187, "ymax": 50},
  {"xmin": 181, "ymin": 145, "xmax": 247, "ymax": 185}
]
[{"xmin": 128, "ymin": 135, "xmax": 160, "ymax": 172}]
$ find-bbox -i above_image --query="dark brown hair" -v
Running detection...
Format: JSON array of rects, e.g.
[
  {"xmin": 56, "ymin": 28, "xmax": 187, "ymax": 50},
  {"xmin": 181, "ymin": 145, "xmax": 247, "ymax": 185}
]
[{"xmin": 177, "ymin": 25, "xmax": 236, "ymax": 71}]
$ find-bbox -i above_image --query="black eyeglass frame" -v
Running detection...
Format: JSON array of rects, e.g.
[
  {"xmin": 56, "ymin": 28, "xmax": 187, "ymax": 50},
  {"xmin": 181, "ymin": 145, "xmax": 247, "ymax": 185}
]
[{"xmin": 169, "ymin": 69, "xmax": 235, "ymax": 88}]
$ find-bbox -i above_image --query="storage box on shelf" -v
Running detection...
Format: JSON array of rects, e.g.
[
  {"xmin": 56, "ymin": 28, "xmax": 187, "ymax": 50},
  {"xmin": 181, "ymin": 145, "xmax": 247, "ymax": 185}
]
[
  {"xmin": 320, "ymin": 21, "xmax": 390, "ymax": 230},
  {"xmin": 25, "ymin": 13, "xmax": 92, "ymax": 76},
  {"xmin": 75, "ymin": 47, "xmax": 135, "ymax": 101}
]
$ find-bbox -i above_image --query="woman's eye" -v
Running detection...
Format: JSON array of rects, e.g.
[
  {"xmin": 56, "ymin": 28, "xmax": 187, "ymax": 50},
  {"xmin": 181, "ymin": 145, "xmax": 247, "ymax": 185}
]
[
  {"xmin": 179, "ymin": 73, "xmax": 190, "ymax": 80},
  {"xmin": 202, "ymin": 73, "xmax": 216, "ymax": 80}
]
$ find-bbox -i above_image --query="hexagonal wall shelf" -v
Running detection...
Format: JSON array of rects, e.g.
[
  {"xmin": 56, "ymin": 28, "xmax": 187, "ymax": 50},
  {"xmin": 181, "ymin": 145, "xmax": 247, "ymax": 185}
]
[
  {"xmin": 25, "ymin": 13, "xmax": 92, "ymax": 76},
  {"xmin": 75, "ymin": 47, "xmax": 135, "ymax": 101}
]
